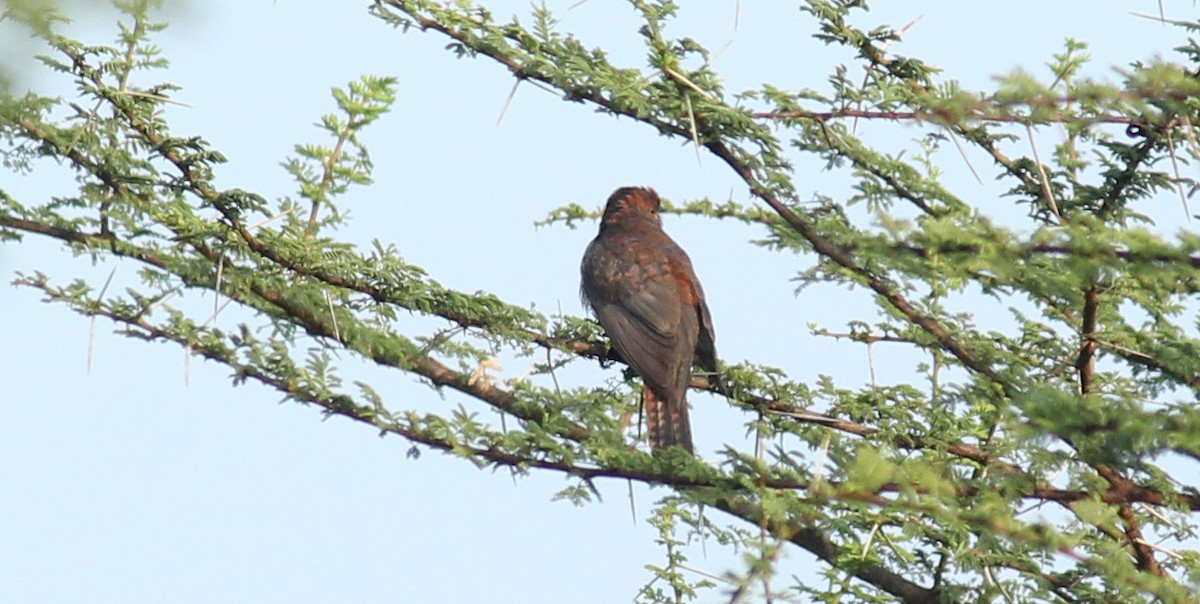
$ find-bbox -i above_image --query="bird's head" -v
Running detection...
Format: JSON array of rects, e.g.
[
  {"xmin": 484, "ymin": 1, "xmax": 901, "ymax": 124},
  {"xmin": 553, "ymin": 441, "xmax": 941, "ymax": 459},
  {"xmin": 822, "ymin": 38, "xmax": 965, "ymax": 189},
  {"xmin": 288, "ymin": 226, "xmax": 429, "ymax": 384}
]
[{"xmin": 599, "ymin": 186, "xmax": 662, "ymax": 228}]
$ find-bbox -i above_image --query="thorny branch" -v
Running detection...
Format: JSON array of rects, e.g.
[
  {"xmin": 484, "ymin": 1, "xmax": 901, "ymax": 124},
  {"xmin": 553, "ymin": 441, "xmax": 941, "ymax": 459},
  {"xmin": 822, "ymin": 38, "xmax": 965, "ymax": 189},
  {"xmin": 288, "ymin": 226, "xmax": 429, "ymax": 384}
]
[
  {"xmin": 754, "ymin": 107, "xmax": 1143, "ymax": 128},
  {"xmin": 6, "ymin": 3, "xmax": 1199, "ymax": 601}
]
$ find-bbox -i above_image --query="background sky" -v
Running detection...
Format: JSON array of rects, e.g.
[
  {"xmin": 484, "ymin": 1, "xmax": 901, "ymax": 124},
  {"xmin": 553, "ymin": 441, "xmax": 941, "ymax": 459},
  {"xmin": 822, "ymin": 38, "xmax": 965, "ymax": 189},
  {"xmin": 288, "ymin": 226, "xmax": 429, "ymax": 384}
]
[{"xmin": 1, "ymin": 1, "xmax": 1196, "ymax": 602}]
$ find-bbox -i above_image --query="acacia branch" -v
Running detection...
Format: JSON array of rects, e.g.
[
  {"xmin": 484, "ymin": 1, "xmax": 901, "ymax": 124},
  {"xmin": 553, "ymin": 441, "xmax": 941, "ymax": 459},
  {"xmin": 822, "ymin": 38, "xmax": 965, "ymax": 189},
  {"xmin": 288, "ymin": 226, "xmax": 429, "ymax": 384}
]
[
  {"xmin": 1073, "ymin": 283, "xmax": 1168, "ymax": 579},
  {"xmin": 754, "ymin": 107, "xmax": 1143, "ymax": 127},
  {"xmin": 1077, "ymin": 282, "xmax": 1099, "ymax": 395},
  {"xmin": 1118, "ymin": 503, "xmax": 1167, "ymax": 579}
]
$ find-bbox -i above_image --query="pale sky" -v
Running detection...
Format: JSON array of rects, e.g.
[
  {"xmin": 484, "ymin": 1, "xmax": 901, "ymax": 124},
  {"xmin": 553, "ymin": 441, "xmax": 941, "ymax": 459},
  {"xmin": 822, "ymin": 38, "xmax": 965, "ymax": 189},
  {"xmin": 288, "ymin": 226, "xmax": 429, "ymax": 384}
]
[{"xmin": 1, "ymin": 1, "xmax": 1192, "ymax": 602}]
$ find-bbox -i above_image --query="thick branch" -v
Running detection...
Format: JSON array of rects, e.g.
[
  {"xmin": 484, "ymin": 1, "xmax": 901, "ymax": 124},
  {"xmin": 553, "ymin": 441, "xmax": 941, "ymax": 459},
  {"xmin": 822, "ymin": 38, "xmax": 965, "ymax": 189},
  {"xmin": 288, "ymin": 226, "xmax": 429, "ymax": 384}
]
[
  {"xmin": 754, "ymin": 107, "xmax": 1142, "ymax": 127},
  {"xmin": 1077, "ymin": 282, "xmax": 1099, "ymax": 395},
  {"xmin": 1117, "ymin": 503, "xmax": 1167, "ymax": 579}
]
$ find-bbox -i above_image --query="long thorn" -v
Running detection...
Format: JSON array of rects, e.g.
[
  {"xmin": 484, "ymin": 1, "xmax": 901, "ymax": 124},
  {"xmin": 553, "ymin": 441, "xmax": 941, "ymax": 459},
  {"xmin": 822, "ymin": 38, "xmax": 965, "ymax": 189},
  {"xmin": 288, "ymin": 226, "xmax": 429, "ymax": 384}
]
[
  {"xmin": 497, "ymin": 78, "xmax": 521, "ymax": 126},
  {"xmin": 88, "ymin": 267, "xmax": 118, "ymax": 372},
  {"xmin": 213, "ymin": 255, "xmax": 224, "ymax": 319},
  {"xmin": 684, "ymin": 94, "xmax": 702, "ymax": 164},
  {"xmin": 947, "ymin": 127, "xmax": 983, "ymax": 185},
  {"xmin": 324, "ymin": 290, "xmax": 341, "ymax": 341},
  {"xmin": 1165, "ymin": 132, "xmax": 1192, "ymax": 221},
  {"xmin": 1026, "ymin": 123, "xmax": 1062, "ymax": 222}
]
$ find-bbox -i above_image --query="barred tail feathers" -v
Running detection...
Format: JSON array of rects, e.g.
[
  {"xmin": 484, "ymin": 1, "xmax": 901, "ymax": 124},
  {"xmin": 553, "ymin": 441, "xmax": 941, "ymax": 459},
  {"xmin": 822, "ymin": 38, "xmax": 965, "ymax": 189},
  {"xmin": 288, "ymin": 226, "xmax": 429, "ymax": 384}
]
[{"xmin": 643, "ymin": 386, "xmax": 694, "ymax": 454}]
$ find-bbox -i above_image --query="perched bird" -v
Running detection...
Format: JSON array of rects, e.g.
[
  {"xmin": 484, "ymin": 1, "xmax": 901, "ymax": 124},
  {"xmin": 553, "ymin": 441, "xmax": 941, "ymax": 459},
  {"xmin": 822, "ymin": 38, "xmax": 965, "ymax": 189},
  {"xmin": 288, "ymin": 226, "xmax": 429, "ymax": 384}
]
[{"xmin": 580, "ymin": 187, "xmax": 717, "ymax": 454}]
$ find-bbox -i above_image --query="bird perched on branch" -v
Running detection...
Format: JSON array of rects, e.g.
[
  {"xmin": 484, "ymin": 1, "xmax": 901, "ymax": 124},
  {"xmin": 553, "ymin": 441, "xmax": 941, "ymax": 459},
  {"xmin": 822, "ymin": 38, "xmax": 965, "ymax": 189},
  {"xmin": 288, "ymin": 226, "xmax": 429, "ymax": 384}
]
[{"xmin": 581, "ymin": 187, "xmax": 717, "ymax": 454}]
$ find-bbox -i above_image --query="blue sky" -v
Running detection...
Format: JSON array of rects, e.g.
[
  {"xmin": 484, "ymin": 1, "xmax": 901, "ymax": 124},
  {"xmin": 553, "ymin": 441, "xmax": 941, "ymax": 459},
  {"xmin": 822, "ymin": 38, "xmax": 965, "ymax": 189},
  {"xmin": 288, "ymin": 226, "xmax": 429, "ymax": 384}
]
[{"xmin": 0, "ymin": 1, "xmax": 1193, "ymax": 602}]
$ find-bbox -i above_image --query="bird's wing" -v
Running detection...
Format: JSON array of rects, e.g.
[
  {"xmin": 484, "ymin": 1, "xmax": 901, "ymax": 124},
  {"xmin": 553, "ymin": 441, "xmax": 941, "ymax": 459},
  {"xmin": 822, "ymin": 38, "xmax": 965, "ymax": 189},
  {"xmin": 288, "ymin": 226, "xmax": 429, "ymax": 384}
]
[
  {"xmin": 589, "ymin": 281, "xmax": 696, "ymax": 397},
  {"xmin": 690, "ymin": 278, "xmax": 718, "ymax": 374}
]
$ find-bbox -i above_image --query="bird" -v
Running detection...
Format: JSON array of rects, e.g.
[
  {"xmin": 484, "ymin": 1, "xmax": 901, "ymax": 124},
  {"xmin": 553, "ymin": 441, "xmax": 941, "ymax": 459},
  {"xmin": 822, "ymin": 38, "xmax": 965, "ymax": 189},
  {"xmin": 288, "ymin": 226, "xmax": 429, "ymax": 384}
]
[{"xmin": 580, "ymin": 187, "xmax": 717, "ymax": 454}]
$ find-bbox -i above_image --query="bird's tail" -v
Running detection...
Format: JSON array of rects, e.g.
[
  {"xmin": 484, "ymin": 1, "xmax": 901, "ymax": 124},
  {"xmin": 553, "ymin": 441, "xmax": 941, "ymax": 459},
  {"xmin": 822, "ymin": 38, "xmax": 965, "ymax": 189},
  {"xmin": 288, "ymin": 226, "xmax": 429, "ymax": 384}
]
[{"xmin": 643, "ymin": 387, "xmax": 694, "ymax": 454}]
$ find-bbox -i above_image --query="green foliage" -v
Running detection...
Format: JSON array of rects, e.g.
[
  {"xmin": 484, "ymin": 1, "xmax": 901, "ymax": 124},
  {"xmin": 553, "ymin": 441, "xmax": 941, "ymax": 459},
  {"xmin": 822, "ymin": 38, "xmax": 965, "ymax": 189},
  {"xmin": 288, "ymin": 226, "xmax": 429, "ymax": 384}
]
[
  {"xmin": 283, "ymin": 75, "xmax": 397, "ymax": 237},
  {"xmin": 3, "ymin": 1, "xmax": 1200, "ymax": 603},
  {"xmin": 638, "ymin": 499, "xmax": 712, "ymax": 604}
]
